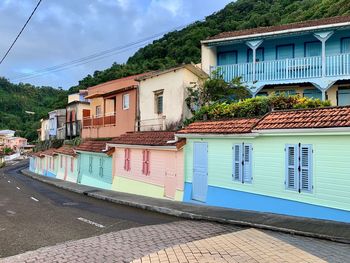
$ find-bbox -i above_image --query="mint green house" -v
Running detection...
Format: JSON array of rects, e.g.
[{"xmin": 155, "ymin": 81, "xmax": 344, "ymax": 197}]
[
  {"xmin": 75, "ymin": 141, "xmax": 113, "ymax": 190},
  {"xmin": 177, "ymin": 107, "xmax": 350, "ymax": 223}
]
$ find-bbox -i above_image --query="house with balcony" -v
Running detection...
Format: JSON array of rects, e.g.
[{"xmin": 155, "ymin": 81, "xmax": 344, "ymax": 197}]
[
  {"xmin": 82, "ymin": 74, "xmax": 146, "ymax": 139},
  {"xmin": 136, "ymin": 64, "xmax": 207, "ymax": 131},
  {"xmin": 201, "ymin": 16, "xmax": 350, "ymax": 105},
  {"xmin": 49, "ymin": 109, "xmax": 66, "ymax": 140},
  {"xmin": 38, "ymin": 119, "xmax": 49, "ymax": 141},
  {"xmin": 66, "ymin": 90, "xmax": 90, "ymax": 139}
]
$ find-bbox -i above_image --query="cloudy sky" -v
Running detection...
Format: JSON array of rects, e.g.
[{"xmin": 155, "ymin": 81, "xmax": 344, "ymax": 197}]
[{"xmin": 0, "ymin": 0, "xmax": 232, "ymax": 89}]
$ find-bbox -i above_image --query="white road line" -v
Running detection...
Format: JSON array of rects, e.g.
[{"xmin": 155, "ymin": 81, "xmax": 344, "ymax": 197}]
[
  {"xmin": 30, "ymin": 197, "xmax": 39, "ymax": 202},
  {"xmin": 7, "ymin": 180, "xmax": 10, "ymax": 183},
  {"xmin": 77, "ymin": 217, "xmax": 105, "ymax": 228},
  {"xmin": 16, "ymin": 187, "xmax": 20, "ymax": 190}
]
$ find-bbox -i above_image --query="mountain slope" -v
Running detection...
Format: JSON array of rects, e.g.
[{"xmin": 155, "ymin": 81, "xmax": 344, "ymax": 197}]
[{"xmin": 70, "ymin": 0, "xmax": 350, "ymax": 92}]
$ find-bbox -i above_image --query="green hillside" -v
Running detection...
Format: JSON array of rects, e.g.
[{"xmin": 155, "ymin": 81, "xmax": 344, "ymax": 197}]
[
  {"xmin": 70, "ymin": 0, "xmax": 350, "ymax": 92},
  {"xmin": 0, "ymin": 77, "xmax": 67, "ymax": 141}
]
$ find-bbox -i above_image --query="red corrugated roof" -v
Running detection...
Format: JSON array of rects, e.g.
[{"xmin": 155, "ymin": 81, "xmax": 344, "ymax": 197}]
[
  {"xmin": 178, "ymin": 118, "xmax": 261, "ymax": 134},
  {"xmin": 254, "ymin": 106, "xmax": 350, "ymax": 130},
  {"xmin": 207, "ymin": 15, "xmax": 350, "ymax": 41},
  {"xmin": 110, "ymin": 131, "xmax": 184, "ymax": 148}
]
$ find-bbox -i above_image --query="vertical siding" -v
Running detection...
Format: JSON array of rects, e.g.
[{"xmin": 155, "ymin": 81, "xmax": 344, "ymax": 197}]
[{"xmin": 185, "ymin": 135, "xmax": 350, "ymax": 212}]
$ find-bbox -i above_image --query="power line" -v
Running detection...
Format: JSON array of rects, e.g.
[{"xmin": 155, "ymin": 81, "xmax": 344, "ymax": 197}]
[
  {"xmin": 11, "ymin": 19, "xmax": 203, "ymax": 82},
  {"xmin": 0, "ymin": 0, "xmax": 43, "ymax": 65}
]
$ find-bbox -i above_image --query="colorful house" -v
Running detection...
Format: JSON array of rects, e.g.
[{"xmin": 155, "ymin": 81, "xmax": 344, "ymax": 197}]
[
  {"xmin": 107, "ymin": 132, "xmax": 185, "ymax": 200},
  {"xmin": 177, "ymin": 106, "xmax": 350, "ymax": 223},
  {"xmin": 41, "ymin": 149, "xmax": 58, "ymax": 178},
  {"xmin": 82, "ymin": 74, "xmax": 147, "ymax": 139},
  {"xmin": 75, "ymin": 141, "xmax": 113, "ymax": 190},
  {"xmin": 136, "ymin": 64, "xmax": 207, "ymax": 131},
  {"xmin": 201, "ymin": 16, "xmax": 350, "ymax": 105},
  {"xmin": 55, "ymin": 146, "xmax": 78, "ymax": 183},
  {"xmin": 38, "ymin": 119, "xmax": 49, "ymax": 141},
  {"xmin": 49, "ymin": 109, "xmax": 66, "ymax": 140}
]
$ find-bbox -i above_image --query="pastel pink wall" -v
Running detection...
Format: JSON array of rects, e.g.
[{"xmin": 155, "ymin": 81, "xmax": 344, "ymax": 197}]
[{"xmin": 113, "ymin": 147, "xmax": 184, "ymax": 191}]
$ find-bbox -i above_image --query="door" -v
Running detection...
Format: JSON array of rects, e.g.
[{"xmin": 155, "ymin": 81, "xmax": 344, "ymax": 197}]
[{"xmin": 192, "ymin": 142, "xmax": 208, "ymax": 202}]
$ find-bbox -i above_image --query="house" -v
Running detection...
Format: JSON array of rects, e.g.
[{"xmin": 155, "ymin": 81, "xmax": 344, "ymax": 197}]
[
  {"xmin": 0, "ymin": 130, "xmax": 15, "ymax": 148},
  {"xmin": 82, "ymin": 74, "xmax": 146, "ymax": 139},
  {"xmin": 41, "ymin": 149, "xmax": 58, "ymax": 177},
  {"xmin": 2, "ymin": 137, "xmax": 28, "ymax": 151},
  {"xmin": 55, "ymin": 146, "xmax": 78, "ymax": 183},
  {"xmin": 66, "ymin": 90, "xmax": 90, "ymax": 139},
  {"xmin": 107, "ymin": 131, "xmax": 185, "ymax": 200},
  {"xmin": 201, "ymin": 16, "xmax": 350, "ymax": 105},
  {"xmin": 136, "ymin": 64, "xmax": 207, "ymax": 131},
  {"xmin": 30, "ymin": 152, "xmax": 44, "ymax": 175},
  {"xmin": 38, "ymin": 119, "xmax": 49, "ymax": 141},
  {"xmin": 177, "ymin": 106, "xmax": 350, "ymax": 223},
  {"xmin": 49, "ymin": 109, "xmax": 66, "ymax": 140},
  {"xmin": 75, "ymin": 141, "xmax": 113, "ymax": 190}
]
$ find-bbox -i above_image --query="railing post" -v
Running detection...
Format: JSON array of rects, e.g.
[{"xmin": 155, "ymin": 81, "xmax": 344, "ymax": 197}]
[
  {"xmin": 314, "ymin": 31, "xmax": 334, "ymax": 78},
  {"xmin": 286, "ymin": 59, "xmax": 289, "ymax": 79}
]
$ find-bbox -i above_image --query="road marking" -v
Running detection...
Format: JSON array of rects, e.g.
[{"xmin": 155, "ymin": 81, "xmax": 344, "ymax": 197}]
[
  {"xmin": 30, "ymin": 197, "xmax": 39, "ymax": 202},
  {"xmin": 7, "ymin": 180, "xmax": 10, "ymax": 183},
  {"xmin": 77, "ymin": 217, "xmax": 105, "ymax": 228},
  {"xmin": 16, "ymin": 187, "xmax": 20, "ymax": 190}
]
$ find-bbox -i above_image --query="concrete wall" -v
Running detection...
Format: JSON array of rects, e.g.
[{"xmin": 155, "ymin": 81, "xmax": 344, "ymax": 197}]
[
  {"xmin": 56, "ymin": 154, "xmax": 78, "ymax": 183},
  {"xmin": 184, "ymin": 134, "xmax": 350, "ymax": 222}
]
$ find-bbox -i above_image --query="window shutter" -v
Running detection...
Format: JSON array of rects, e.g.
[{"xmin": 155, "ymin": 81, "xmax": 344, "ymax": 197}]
[
  {"xmin": 99, "ymin": 157, "xmax": 104, "ymax": 177},
  {"xmin": 243, "ymin": 144, "xmax": 252, "ymax": 183},
  {"xmin": 52, "ymin": 157, "xmax": 55, "ymax": 170},
  {"xmin": 146, "ymin": 150, "xmax": 150, "ymax": 175},
  {"xmin": 127, "ymin": 149, "xmax": 131, "ymax": 171},
  {"xmin": 285, "ymin": 144, "xmax": 298, "ymax": 190},
  {"xmin": 60, "ymin": 155, "xmax": 63, "ymax": 168},
  {"xmin": 300, "ymin": 145, "xmax": 312, "ymax": 192},
  {"xmin": 89, "ymin": 156, "xmax": 93, "ymax": 173},
  {"xmin": 70, "ymin": 157, "xmax": 74, "ymax": 172},
  {"xmin": 233, "ymin": 144, "xmax": 242, "ymax": 181},
  {"xmin": 124, "ymin": 149, "xmax": 128, "ymax": 171}
]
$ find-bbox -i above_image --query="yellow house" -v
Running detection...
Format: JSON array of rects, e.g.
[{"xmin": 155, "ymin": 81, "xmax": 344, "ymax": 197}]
[{"xmin": 136, "ymin": 64, "xmax": 207, "ymax": 131}]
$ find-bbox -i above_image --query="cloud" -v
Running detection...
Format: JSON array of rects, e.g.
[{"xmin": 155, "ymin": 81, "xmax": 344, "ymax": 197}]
[{"xmin": 0, "ymin": 0, "xmax": 232, "ymax": 89}]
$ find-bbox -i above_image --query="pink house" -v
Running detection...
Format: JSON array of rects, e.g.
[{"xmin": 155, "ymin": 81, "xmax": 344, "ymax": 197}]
[
  {"xmin": 107, "ymin": 132, "xmax": 185, "ymax": 200},
  {"xmin": 3, "ymin": 137, "xmax": 27, "ymax": 151}
]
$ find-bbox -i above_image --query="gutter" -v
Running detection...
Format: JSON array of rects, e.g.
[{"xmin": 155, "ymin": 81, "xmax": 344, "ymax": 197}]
[
  {"xmin": 175, "ymin": 133, "xmax": 259, "ymax": 139},
  {"xmin": 106, "ymin": 143, "xmax": 178, "ymax": 151}
]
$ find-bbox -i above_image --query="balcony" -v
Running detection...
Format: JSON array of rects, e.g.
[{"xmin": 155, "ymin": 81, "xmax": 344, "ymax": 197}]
[
  {"xmin": 82, "ymin": 112, "xmax": 116, "ymax": 128},
  {"xmin": 211, "ymin": 53, "xmax": 350, "ymax": 85}
]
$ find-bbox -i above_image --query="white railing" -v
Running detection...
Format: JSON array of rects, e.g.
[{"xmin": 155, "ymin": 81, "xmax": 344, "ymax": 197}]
[
  {"xmin": 212, "ymin": 53, "xmax": 350, "ymax": 83},
  {"xmin": 136, "ymin": 116, "xmax": 166, "ymax": 131}
]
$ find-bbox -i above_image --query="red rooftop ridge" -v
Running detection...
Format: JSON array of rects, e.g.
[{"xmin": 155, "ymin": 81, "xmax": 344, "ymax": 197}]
[
  {"xmin": 75, "ymin": 140, "xmax": 110, "ymax": 153},
  {"xmin": 207, "ymin": 15, "xmax": 350, "ymax": 41},
  {"xmin": 54, "ymin": 146, "xmax": 76, "ymax": 157}
]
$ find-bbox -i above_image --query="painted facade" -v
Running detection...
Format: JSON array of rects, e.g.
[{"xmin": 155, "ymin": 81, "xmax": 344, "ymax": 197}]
[
  {"xmin": 66, "ymin": 93, "xmax": 90, "ymax": 139},
  {"xmin": 55, "ymin": 146, "xmax": 78, "ymax": 183},
  {"xmin": 137, "ymin": 65, "xmax": 207, "ymax": 131},
  {"xmin": 201, "ymin": 16, "xmax": 350, "ymax": 105},
  {"xmin": 177, "ymin": 107, "xmax": 350, "ymax": 223},
  {"xmin": 75, "ymin": 141, "xmax": 113, "ymax": 190},
  {"xmin": 82, "ymin": 74, "xmax": 146, "ymax": 139},
  {"xmin": 38, "ymin": 119, "xmax": 49, "ymax": 141},
  {"xmin": 107, "ymin": 132, "xmax": 185, "ymax": 200},
  {"xmin": 49, "ymin": 109, "xmax": 66, "ymax": 140}
]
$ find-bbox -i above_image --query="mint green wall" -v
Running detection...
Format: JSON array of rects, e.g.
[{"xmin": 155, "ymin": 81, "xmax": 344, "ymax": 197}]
[
  {"xmin": 185, "ymin": 135, "xmax": 350, "ymax": 212},
  {"xmin": 78, "ymin": 152, "xmax": 112, "ymax": 190}
]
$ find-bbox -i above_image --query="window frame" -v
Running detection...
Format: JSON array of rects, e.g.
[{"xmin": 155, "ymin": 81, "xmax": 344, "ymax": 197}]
[
  {"xmin": 304, "ymin": 41, "xmax": 322, "ymax": 57},
  {"xmin": 276, "ymin": 44, "xmax": 295, "ymax": 60},
  {"xmin": 232, "ymin": 143, "xmax": 253, "ymax": 184},
  {"xmin": 122, "ymin": 93, "xmax": 130, "ymax": 110},
  {"xmin": 217, "ymin": 50, "xmax": 238, "ymax": 65},
  {"xmin": 341, "ymin": 37, "xmax": 350, "ymax": 54},
  {"xmin": 154, "ymin": 90, "xmax": 164, "ymax": 115}
]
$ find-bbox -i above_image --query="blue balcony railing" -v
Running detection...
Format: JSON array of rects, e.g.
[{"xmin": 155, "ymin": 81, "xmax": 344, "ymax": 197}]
[{"xmin": 212, "ymin": 53, "xmax": 350, "ymax": 83}]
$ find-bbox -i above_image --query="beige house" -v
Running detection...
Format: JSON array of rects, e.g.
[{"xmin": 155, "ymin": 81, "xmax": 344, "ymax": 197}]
[
  {"xmin": 137, "ymin": 64, "xmax": 207, "ymax": 131},
  {"xmin": 38, "ymin": 119, "xmax": 49, "ymax": 141}
]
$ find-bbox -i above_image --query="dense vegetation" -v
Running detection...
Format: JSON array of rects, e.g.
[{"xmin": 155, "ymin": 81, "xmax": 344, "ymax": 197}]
[
  {"xmin": 0, "ymin": 78, "xmax": 67, "ymax": 141},
  {"xmin": 69, "ymin": 0, "xmax": 350, "ymax": 92},
  {"xmin": 2, "ymin": 0, "xmax": 350, "ymax": 139}
]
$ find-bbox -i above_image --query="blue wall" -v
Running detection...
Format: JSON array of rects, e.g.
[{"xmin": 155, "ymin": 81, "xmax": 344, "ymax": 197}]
[{"xmin": 183, "ymin": 183, "xmax": 350, "ymax": 223}]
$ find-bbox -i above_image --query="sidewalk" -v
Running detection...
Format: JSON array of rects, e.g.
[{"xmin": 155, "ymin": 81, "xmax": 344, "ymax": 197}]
[{"xmin": 21, "ymin": 169, "xmax": 350, "ymax": 244}]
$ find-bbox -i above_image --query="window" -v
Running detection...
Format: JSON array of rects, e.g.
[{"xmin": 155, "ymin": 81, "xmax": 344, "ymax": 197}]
[
  {"xmin": 124, "ymin": 148, "xmax": 131, "ymax": 171},
  {"xmin": 285, "ymin": 144, "xmax": 313, "ymax": 192},
  {"xmin": 275, "ymin": 90, "xmax": 296, "ymax": 96},
  {"xmin": 142, "ymin": 150, "xmax": 150, "ymax": 175},
  {"xmin": 303, "ymin": 89, "xmax": 322, "ymax": 100},
  {"xmin": 123, "ymin": 94, "xmax": 130, "ymax": 110},
  {"xmin": 247, "ymin": 48, "xmax": 264, "ymax": 62},
  {"xmin": 341, "ymin": 37, "xmax": 350, "ymax": 53},
  {"xmin": 338, "ymin": 87, "xmax": 350, "ymax": 106},
  {"xmin": 304, "ymin": 42, "xmax": 321, "ymax": 57},
  {"xmin": 154, "ymin": 90, "xmax": 164, "ymax": 115},
  {"xmin": 256, "ymin": 92, "xmax": 268, "ymax": 97},
  {"xmin": 99, "ymin": 157, "xmax": 104, "ymax": 177},
  {"xmin": 96, "ymin": 106, "xmax": 102, "ymax": 117},
  {"xmin": 276, "ymin": 44, "xmax": 294, "ymax": 59},
  {"xmin": 232, "ymin": 143, "xmax": 252, "ymax": 183},
  {"xmin": 89, "ymin": 156, "xmax": 93, "ymax": 173},
  {"xmin": 218, "ymin": 51, "xmax": 237, "ymax": 65}
]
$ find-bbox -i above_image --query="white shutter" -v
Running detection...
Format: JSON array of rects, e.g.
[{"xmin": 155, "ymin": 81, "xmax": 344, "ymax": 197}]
[
  {"xmin": 285, "ymin": 144, "xmax": 298, "ymax": 190},
  {"xmin": 300, "ymin": 145, "xmax": 312, "ymax": 192},
  {"xmin": 233, "ymin": 144, "xmax": 242, "ymax": 182},
  {"xmin": 243, "ymin": 144, "xmax": 252, "ymax": 183}
]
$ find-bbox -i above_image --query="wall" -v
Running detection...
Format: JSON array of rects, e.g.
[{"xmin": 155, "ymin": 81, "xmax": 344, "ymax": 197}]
[
  {"xmin": 115, "ymin": 89, "xmax": 137, "ymax": 135},
  {"xmin": 56, "ymin": 154, "xmax": 78, "ymax": 183},
  {"xmin": 112, "ymin": 147, "xmax": 184, "ymax": 200},
  {"xmin": 201, "ymin": 45, "xmax": 217, "ymax": 74},
  {"xmin": 78, "ymin": 152, "xmax": 113, "ymax": 190},
  {"xmin": 184, "ymin": 134, "xmax": 350, "ymax": 222}
]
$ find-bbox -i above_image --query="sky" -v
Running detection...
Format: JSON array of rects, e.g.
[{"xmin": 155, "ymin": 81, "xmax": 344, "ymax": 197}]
[{"xmin": 0, "ymin": 0, "xmax": 232, "ymax": 89}]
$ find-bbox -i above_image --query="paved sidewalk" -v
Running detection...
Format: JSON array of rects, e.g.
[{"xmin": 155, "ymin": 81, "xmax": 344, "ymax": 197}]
[
  {"xmin": 22, "ymin": 168, "xmax": 350, "ymax": 243},
  {"xmin": 2, "ymin": 221, "xmax": 350, "ymax": 263}
]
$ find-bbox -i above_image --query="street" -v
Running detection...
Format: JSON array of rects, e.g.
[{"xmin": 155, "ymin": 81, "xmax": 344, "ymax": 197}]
[{"xmin": 0, "ymin": 161, "xmax": 177, "ymax": 258}]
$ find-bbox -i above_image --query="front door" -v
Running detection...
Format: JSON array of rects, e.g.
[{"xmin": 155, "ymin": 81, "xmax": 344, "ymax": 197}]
[{"xmin": 192, "ymin": 142, "xmax": 208, "ymax": 202}]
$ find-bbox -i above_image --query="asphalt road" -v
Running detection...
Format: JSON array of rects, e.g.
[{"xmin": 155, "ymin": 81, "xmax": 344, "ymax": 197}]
[{"xmin": 0, "ymin": 161, "xmax": 178, "ymax": 258}]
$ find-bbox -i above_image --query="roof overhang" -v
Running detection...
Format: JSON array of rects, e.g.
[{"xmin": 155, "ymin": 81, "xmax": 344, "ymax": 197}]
[
  {"xmin": 107, "ymin": 143, "xmax": 178, "ymax": 151},
  {"xmin": 252, "ymin": 127, "xmax": 350, "ymax": 135},
  {"xmin": 175, "ymin": 133, "xmax": 259, "ymax": 139},
  {"xmin": 202, "ymin": 22, "xmax": 350, "ymax": 45}
]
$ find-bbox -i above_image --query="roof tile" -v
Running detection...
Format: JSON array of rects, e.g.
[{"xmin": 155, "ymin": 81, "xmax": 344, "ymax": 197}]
[{"xmin": 75, "ymin": 141, "xmax": 109, "ymax": 153}]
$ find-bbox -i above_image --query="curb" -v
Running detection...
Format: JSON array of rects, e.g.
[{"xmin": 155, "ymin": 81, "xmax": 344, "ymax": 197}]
[{"xmin": 21, "ymin": 169, "xmax": 350, "ymax": 244}]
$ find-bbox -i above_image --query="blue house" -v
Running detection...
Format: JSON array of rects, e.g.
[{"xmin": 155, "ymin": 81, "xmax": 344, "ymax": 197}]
[{"xmin": 201, "ymin": 16, "xmax": 350, "ymax": 105}]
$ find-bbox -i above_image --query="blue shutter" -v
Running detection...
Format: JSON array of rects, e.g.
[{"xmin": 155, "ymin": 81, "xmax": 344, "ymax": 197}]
[
  {"xmin": 303, "ymin": 89, "xmax": 322, "ymax": 100},
  {"xmin": 285, "ymin": 144, "xmax": 298, "ymax": 190},
  {"xmin": 305, "ymin": 42, "xmax": 321, "ymax": 57},
  {"xmin": 89, "ymin": 156, "xmax": 93, "ymax": 173},
  {"xmin": 243, "ymin": 144, "xmax": 252, "ymax": 183},
  {"xmin": 338, "ymin": 88, "xmax": 350, "ymax": 106},
  {"xmin": 233, "ymin": 144, "xmax": 242, "ymax": 182},
  {"xmin": 247, "ymin": 48, "xmax": 264, "ymax": 62},
  {"xmin": 300, "ymin": 145, "xmax": 313, "ymax": 192},
  {"xmin": 277, "ymin": 45, "xmax": 294, "ymax": 59},
  {"xmin": 341, "ymin": 38, "xmax": 350, "ymax": 53},
  {"xmin": 218, "ymin": 51, "xmax": 237, "ymax": 65},
  {"xmin": 99, "ymin": 157, "xmax": 104, "ymax": 177}
]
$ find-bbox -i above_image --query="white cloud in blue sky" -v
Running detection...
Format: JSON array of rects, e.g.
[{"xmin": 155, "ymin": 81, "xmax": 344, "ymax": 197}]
[{"xmin": 0, "ymin": 0, "xmax": 232, "ymax": 88}]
